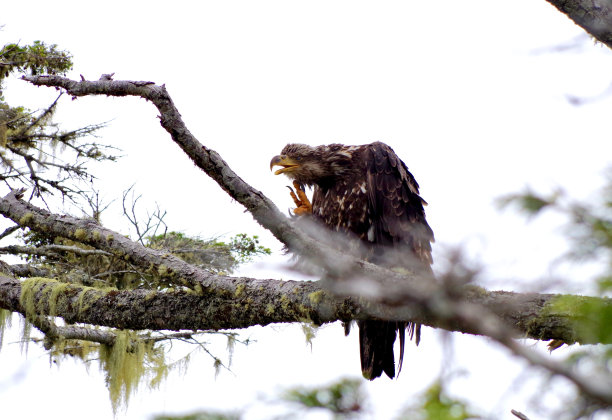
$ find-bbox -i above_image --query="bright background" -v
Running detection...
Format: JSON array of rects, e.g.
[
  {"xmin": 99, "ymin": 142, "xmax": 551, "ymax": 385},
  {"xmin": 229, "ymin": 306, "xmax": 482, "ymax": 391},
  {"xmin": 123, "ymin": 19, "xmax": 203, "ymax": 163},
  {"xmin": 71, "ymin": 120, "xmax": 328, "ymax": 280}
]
[{"xmin": 1, "ymin": 1, "xmax": 612, "ymax": 419}]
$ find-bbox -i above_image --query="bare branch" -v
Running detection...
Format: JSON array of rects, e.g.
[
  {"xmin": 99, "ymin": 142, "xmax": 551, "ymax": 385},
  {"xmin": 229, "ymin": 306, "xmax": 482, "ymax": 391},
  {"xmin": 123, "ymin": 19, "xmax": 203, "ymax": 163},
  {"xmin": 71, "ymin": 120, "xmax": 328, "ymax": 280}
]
[
  {"xmin": 122, "ymin": 185, "xmax": 145, "ymax": 244},
  {"xmin": 0, "ymin": 224, "xmax": 20, "ymax": 241},
  {"xmin": 6, "ymin": 263, "xmax": 49, "ymax": 278},
  {"xmin": 27, "ymin": 313, "xmax": 116, "ymax": 347},
  {"xmin": 511, "ymin": 409, "xmax": 530, "ymax": 420},
  {"xmin": 545, "ymin": 0, "xmax": 612, "ymax": 50},
  {"xmin": 0, "ymin": 244, "xmax": 112, "ymax": 258},
  {"xmin": 121, "ymin": 186, "xmax": 167, "ymax": 245},
  {"xmin": 83, "ymin": 189, "xmax": 113, "ymax": 222}
]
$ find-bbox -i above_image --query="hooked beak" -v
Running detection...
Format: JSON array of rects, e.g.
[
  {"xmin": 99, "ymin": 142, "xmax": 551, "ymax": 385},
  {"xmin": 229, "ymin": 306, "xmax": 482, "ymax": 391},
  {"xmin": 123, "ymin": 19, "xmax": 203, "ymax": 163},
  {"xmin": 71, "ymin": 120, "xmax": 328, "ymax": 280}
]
[{"xmin": 270, "ymin": 155, "xmax": 300, "ymax": 175}]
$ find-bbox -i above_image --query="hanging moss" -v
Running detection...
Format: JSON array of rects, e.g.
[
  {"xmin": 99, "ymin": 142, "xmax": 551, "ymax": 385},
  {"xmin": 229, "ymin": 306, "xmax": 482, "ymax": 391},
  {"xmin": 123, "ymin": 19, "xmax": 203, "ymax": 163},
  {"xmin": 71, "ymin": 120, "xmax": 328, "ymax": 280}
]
[
  {"xmin": 0, "ymin": 309, "xmax": 12, "ymax": 352},
  {"xmin": 17, "ymin": 280, "xmax": 171, "ymax": 415},
  {"xmin": 99, "ymin": 330, "xmax": 146, "ymax": 414},
  {"xmin": 301, "ymin": 322, "xmax": 318, "ymax": 347},
  {"xmin": 98, "ymin": 330, "xmax": 169, "ymax": 415},
  {"xmin": 19, "ymin": 278, "xmax": 64, "ymax": 354},
  {"xmin": 50, "ymin": 337, "xmax": 99, "ymax": 365},
  {"xmin": 226, "ymin": 334, "xmax": 236, "ymax": 368},
  {"xmin": 147, "ymin": 344, "xmax": 169, "ymax": 389}
]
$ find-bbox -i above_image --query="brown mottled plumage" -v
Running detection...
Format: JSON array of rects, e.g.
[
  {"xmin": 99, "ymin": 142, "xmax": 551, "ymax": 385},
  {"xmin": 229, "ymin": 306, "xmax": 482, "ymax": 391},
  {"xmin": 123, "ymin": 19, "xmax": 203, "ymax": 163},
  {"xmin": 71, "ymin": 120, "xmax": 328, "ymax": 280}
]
[{"xmin": 270, "ymin": 142, "xmax": 434, "ymax": 380}]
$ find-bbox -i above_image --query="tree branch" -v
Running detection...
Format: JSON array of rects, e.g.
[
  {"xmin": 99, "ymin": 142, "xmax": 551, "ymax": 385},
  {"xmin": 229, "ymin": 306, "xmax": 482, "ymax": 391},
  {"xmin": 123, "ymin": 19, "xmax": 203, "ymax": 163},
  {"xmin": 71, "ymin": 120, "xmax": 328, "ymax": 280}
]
[
  {"xmin": 19, "ymin": 75, "xmax": 350, "ymax": 275},
  {"xmin": 0, "ymin": 273, "xmax": 610, "ymax": 346},
  {"xmin": 5, "ymin": 263, "xmax": 49, "ymax": 278},
  {"xmin": 0, "ymin": 244, "xmax": 112, "ymax": 258},
  {"xmin": 27, "ymin": 312, "xmax": 117, "ymax": 347},
  {"xmin": 545, "ymin": 0, "xmax": 612, "ymax": 50},
  {"xmin": 18, "ymin": 74, "xmax": 612, "ymax": 406}
]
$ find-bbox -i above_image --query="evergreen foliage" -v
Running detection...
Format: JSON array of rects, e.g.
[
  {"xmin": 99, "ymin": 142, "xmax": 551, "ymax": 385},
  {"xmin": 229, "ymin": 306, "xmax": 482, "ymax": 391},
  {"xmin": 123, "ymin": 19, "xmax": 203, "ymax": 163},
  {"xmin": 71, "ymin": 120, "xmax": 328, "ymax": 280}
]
[
  {"xmin": 0, "ymin": 37, "xmax": 272, "ymax": 413},
  {"xmin": 0, "ymin": 39, "xmax": 116, "ymax": 200}
]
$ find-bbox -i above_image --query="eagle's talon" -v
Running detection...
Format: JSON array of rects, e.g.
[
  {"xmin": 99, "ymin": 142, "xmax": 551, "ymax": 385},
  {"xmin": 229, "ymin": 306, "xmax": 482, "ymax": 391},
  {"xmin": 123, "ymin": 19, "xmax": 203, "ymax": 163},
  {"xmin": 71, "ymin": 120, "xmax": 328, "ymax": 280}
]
[
  {"xmin": 293, "ymin": 205, "xmax": 311, "ymax": 216},
  {"xmin": 285, "ymin": 183, "xmax": 312, "ymax": 216},
  {"xmin": 286, "ymin": 185, "xmax": 302, "ymax": 208},
  {"xmin": 291, "ymin": 181, "xmax": 311, "ymax": 214},
  {"xmin": 293, "ymin": 181, "xmax": 305, "ymax": 192}
]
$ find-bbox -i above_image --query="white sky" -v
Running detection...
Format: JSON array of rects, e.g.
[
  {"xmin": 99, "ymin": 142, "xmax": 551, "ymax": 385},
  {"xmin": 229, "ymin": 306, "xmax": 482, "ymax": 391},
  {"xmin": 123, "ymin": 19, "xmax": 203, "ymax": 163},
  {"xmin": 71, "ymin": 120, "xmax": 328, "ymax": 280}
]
[{"xmin": 1, "ymin": 1, "xmax": 612, "ymax": 419}]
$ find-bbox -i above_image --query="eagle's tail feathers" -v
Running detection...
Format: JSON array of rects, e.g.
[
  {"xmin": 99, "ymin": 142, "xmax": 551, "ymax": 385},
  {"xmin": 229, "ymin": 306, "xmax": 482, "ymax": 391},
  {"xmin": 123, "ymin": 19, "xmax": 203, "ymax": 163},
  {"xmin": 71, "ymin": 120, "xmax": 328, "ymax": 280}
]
[
  {"xmin": 358, "ymin": 320, "xmax": 397, "ymax": 380},
  {"xmin": 359, "ymin": 321, "xmax": 420, "ymax": 380},
  {"xmin": 397, "ymin": 322, "xmax": 406, "ymax": 376}
]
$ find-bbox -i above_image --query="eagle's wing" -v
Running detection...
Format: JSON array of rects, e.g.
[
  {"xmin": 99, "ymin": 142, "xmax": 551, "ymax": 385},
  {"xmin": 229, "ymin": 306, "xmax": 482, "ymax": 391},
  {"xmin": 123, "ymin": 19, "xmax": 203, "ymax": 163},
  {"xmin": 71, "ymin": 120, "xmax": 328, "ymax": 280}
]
[
  {"xmin": 364, "ymin": 142, "xmax": 434, "ymax": 267},
  {"xmin": 360, "ymin": 142, "xmax": 433, "ymax": 376}
]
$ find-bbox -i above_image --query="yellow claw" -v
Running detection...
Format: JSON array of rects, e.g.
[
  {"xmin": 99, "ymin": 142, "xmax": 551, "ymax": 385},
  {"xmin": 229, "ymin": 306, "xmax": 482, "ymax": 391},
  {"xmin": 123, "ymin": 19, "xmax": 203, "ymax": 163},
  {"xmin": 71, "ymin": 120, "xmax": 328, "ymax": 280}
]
[{"xmin": 290, "ymin": 181, "xmax": 312, "ymax": 215}]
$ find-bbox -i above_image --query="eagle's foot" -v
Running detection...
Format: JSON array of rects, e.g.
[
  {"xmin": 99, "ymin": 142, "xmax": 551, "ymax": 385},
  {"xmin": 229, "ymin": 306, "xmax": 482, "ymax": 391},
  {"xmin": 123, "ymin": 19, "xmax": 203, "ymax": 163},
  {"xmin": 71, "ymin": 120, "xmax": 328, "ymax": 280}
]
[{"xmin": 287, "ymin": 181, "xmax": 312, "ymax": 216}]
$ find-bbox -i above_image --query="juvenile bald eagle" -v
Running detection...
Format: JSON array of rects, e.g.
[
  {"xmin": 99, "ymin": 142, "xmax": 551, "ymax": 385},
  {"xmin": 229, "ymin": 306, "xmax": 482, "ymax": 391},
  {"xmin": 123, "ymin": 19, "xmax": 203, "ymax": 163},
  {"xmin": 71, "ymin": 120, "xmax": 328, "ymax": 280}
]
[{"xmin": 270, "ymin": 141, "xmax": 434, "ymax": 380}]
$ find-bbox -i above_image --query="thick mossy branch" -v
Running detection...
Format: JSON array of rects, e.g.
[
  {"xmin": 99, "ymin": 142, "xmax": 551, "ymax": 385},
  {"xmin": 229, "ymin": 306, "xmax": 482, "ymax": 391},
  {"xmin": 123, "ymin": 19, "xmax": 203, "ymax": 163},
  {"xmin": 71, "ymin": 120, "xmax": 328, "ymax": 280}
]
[
  {"xmin": 2, "ymin": 275, "xmax": 352, "ymax": 331},
  {"xmin": 1, "ymin": 275, "xmax": 611, "ymax": 344}
]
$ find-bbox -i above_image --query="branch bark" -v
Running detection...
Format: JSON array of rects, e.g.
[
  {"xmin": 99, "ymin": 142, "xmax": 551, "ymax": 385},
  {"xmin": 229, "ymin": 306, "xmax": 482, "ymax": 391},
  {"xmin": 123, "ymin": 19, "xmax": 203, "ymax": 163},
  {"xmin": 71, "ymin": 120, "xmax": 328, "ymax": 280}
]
[
  {"xmin": 1, "ymin": 274, "xmax": 610, "ymax": 345},
  {"xmin": 0, "ymin": 244, "xmax": 112, "ymax": 258},
  {"xmin": 546, "ymin": 0, "xmax": 612, "ymax": 50}
]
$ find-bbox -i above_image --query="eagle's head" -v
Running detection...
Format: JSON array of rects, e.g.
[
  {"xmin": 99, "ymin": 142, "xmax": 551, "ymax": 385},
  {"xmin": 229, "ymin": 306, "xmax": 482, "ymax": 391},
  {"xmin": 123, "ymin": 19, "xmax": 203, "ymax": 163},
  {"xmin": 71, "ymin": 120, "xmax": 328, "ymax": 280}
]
[{"xmin": 270, "ymin": 143, "xmax": 355, "ymax": 186}]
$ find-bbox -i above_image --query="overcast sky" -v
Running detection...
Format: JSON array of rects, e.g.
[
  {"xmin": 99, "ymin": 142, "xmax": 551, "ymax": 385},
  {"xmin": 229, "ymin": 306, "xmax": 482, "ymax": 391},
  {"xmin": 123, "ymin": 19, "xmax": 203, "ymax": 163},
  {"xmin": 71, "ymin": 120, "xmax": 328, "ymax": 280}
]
[{"xmin": 2, "ymin": 1, "xmax": 612, "ymax": 419}]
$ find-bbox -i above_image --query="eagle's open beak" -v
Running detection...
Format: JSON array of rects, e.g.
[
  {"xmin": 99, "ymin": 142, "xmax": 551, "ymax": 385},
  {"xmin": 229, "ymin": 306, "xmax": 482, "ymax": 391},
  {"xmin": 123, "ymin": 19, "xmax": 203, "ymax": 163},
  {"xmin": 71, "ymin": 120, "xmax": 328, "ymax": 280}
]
[{"xmin": 270, "ymin": 155, "xmax": 300, "ymax": 175}]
